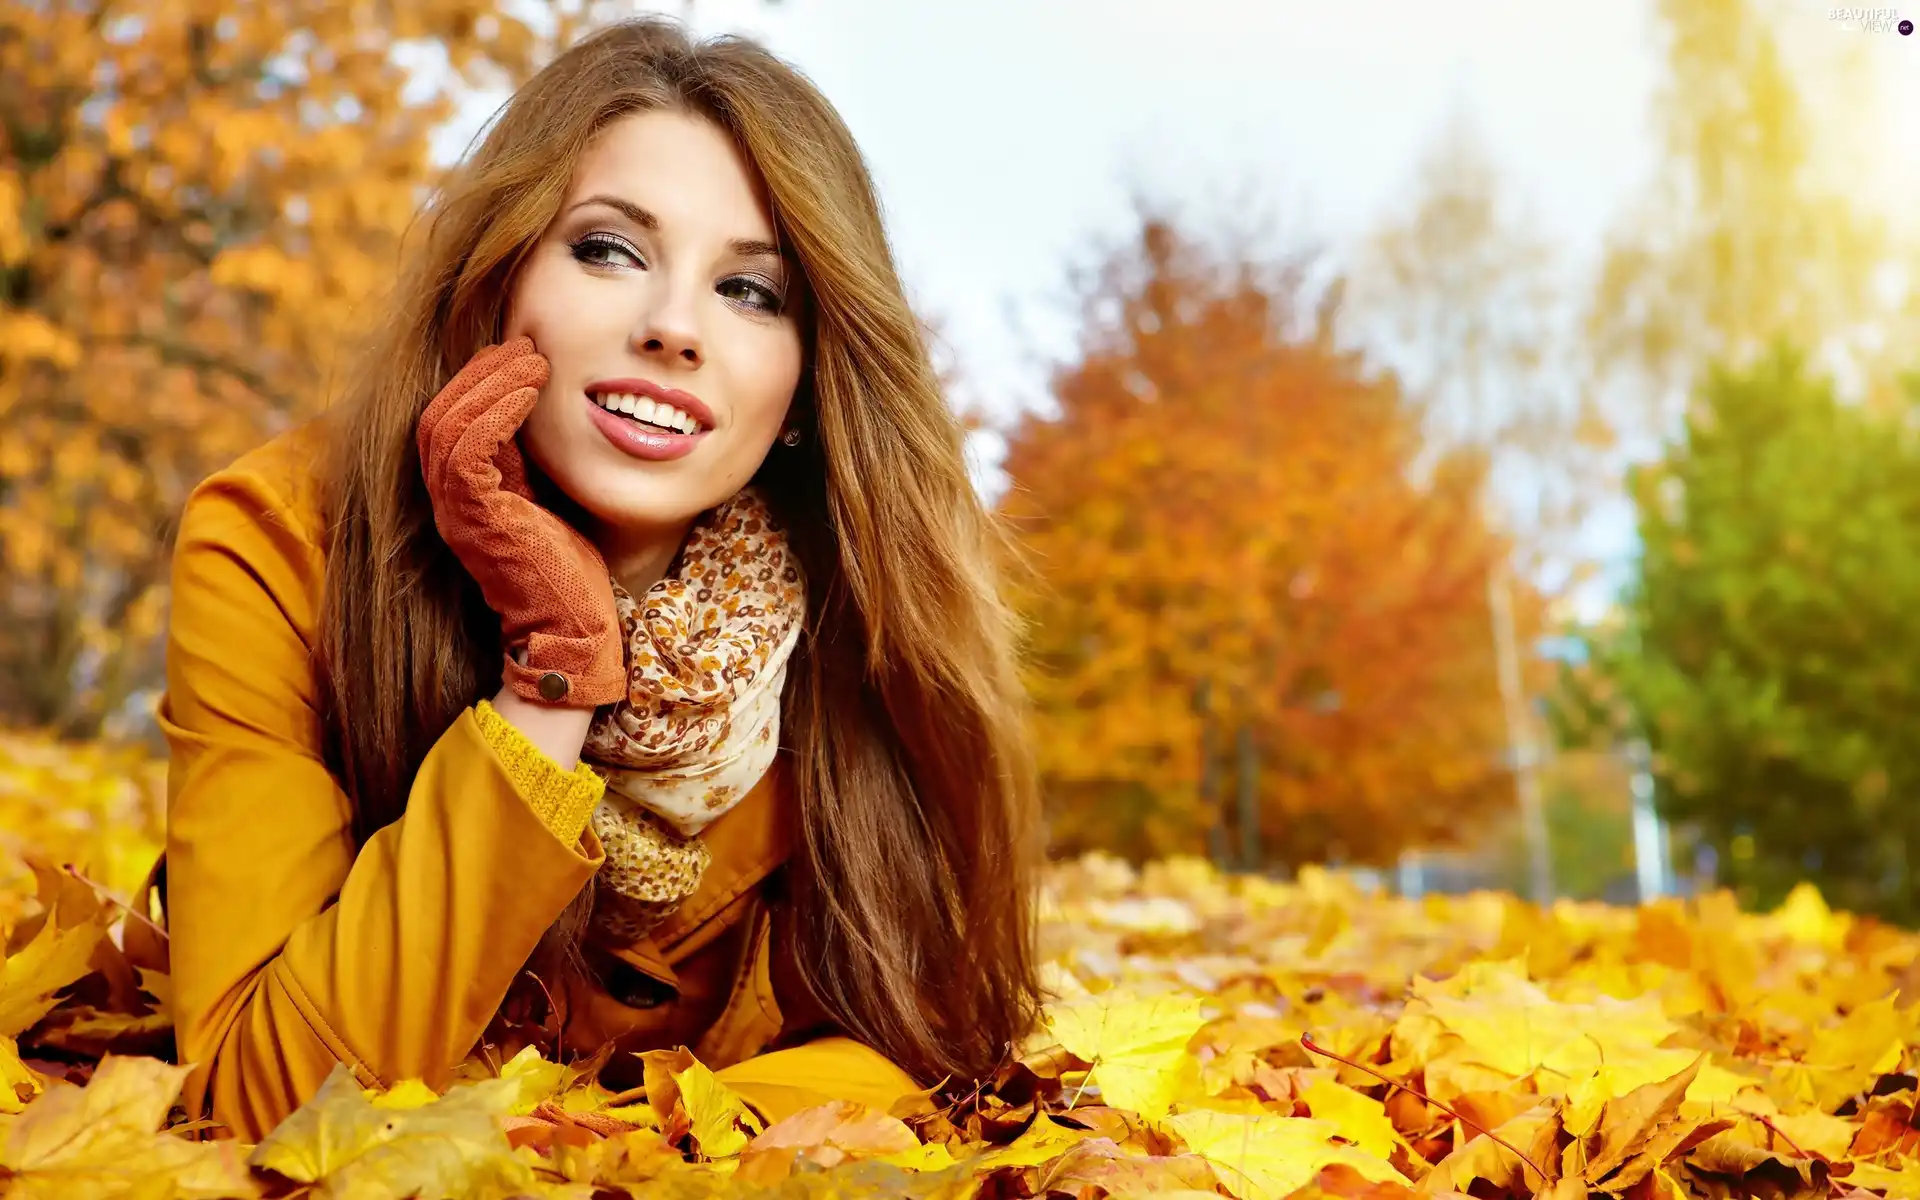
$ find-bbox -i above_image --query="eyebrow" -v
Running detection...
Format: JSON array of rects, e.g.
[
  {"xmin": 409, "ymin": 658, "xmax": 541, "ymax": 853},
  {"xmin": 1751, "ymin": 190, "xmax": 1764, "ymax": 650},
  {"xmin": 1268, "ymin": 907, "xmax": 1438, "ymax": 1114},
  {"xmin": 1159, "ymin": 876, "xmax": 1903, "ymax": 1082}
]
[{"xmin": 568, "ymin": 193, "xmax": 784, "ymax": 260}]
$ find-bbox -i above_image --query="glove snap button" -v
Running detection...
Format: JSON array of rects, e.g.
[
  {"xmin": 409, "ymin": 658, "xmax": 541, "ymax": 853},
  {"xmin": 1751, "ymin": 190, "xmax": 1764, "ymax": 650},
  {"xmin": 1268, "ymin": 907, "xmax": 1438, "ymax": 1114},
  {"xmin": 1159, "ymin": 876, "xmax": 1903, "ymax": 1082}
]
[{"xmin": 537, "ymin": 671, "xmax": 570, "ymax": 702}]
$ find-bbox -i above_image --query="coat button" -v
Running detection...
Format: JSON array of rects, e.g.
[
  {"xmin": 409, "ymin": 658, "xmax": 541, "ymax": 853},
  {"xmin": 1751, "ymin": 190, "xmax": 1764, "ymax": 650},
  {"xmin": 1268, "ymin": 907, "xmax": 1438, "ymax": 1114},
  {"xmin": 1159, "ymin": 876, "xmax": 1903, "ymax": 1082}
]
[{"xmin": 537, "ymin": 672, "xmax": 570, "ymax": 702}]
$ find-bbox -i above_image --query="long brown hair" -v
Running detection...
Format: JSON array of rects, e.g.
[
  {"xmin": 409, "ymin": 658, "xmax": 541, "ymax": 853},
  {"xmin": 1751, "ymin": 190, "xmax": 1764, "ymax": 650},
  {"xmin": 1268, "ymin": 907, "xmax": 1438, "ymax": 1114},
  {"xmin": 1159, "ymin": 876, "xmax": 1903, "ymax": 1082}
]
[{"xmin": 312, "ymin": 17, "xmax": 1041, "ymax": 1084}]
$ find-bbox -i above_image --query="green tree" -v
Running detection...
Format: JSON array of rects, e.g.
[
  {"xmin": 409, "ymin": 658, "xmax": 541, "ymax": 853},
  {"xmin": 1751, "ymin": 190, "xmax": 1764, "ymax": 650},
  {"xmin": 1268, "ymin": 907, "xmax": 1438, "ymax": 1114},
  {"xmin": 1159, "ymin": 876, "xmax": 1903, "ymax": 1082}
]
[{"xmin": 1564, "ymin": 346, "xmax": 1920, "ymax": 918}]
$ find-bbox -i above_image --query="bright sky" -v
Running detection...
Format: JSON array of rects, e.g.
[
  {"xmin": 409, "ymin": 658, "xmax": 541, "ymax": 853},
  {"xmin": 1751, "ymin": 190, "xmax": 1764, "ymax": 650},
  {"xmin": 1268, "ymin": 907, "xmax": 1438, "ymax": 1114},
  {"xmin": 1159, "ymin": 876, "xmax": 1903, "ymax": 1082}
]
[{"xmin": 443, "ymin": 0, "xmax": 1920, "ymax": 604}]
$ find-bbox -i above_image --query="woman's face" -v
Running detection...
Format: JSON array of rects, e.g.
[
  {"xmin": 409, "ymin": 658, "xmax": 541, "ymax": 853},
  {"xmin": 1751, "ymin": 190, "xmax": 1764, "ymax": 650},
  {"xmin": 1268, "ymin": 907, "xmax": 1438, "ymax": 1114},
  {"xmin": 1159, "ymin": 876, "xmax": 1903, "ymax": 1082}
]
[{"xmin": 507, "ymin": 109, "xmax": 805, "ymax": 563}]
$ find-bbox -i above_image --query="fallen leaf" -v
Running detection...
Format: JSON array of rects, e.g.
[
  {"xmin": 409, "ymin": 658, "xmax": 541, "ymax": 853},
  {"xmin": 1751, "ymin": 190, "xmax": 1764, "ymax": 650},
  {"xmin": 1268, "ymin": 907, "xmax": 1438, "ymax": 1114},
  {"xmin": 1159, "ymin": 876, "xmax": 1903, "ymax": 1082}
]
[
  {"xmin": 1583, "ymin": 1054, "xmax": 1704, "ymax": 1181},
  {"xmin": 1031, "ymin": 1135, "xmax": 1223, "ymax": 1197},
  {"xmin": 248, "ymin": 1062, "xmax": 530, "ymax": 1199},
  {"xmin": 1300, "ymin": 1077, "xmax": 1402, "ymax": 1159},
  {"xmin": 0, "ymin": 1055, "xmax": 258, "ymax": 1199},
  {"xmin": 1422, "ymin": 1102, "xmax": 1562, "ymax": 1195},
  {"xmin": 742, "ymin": 1099, "xmax": 918, "ymax": 1163},
  {"xmin": 671, "ymin": 1057, "xmax": 762, "ymax": 1160},
  {"xmin": 1044, "ymin": 989, "xmax": 1208, "ymax": 1119},
  {"xmin": 0, "ymin": 904, "xmax": 109, "ymax": 1036},
  {"xmin": 0, "ymin": 1033, "xmax": 42, "ymax": 1113},
  {"xmin": 1167, "ymin": 1109, "xmax": 1407, "ymax": 1200},
  {"xmin": 496, "ymin": 1044, "xmax": 567, "ymax": 1115}
]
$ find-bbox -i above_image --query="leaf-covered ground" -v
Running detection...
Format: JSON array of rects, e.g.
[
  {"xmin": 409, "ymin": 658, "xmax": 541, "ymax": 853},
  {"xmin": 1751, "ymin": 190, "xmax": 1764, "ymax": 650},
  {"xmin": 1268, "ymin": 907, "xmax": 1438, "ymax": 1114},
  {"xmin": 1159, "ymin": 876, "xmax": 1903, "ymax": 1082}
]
[{"xmin": 4, "ymin": 849, "xmax": 1920, "ymax": 1198}]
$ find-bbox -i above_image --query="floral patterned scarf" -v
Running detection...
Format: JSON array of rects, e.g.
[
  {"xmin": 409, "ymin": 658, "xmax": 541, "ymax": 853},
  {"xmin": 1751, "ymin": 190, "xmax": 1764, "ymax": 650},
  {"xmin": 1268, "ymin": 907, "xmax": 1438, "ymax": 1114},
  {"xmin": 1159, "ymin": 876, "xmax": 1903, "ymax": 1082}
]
[{"xmin": 580, "ymin": 486, "xmax": 806, "ymax": 941}]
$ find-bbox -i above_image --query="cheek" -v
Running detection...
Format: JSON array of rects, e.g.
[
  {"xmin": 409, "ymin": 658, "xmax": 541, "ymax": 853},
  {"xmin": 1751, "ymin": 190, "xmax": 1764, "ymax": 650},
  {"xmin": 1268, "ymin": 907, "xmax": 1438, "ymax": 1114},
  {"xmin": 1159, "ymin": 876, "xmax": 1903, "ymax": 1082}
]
[
  {"xmin": 736, "ymin": 331, "xmax": 805, "ymax": 434},
  {"xmin": 503, "ymin": 256, "xmax": 590, "ymax": 472},
  {"xmin": 502, "ymin": 255, "xmax": 563, "ymax": 347}
]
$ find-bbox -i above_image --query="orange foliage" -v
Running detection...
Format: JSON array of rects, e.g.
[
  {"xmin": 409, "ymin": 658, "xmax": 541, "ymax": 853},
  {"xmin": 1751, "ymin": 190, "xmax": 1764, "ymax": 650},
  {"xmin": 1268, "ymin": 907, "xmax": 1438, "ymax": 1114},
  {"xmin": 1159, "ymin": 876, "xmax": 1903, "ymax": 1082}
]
[
  {"xmin": 1001, "ymin": 219, "xmax": 1539, "ymax": 866},
  {"xmin": 0, "ymin": 2, "xmax": 620, "ymax": 734}
]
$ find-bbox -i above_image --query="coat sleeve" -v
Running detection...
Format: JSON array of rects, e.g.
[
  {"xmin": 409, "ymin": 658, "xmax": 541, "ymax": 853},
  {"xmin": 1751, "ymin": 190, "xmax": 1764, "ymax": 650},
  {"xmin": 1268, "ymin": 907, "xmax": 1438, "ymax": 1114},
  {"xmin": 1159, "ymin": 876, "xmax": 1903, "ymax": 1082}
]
[{"xmin": 158, "ymin": 463, "xmax": 604, "ymax": 1141}]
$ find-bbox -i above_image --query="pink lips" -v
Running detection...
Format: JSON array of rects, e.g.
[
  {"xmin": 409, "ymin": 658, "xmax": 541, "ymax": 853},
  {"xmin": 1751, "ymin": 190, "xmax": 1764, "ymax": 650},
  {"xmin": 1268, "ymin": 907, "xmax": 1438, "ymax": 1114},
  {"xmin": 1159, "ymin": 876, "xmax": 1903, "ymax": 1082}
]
[
  {"xmin": 583, "ymin": 378, "xmax": 713, "ymax": 463},
  {"xmin": 585, "ymin": 395, "xmax": 708, "ymax": 461},
  {"xmin": 584, "ymin": 378, "xmax": 716, "ymax": 430}
]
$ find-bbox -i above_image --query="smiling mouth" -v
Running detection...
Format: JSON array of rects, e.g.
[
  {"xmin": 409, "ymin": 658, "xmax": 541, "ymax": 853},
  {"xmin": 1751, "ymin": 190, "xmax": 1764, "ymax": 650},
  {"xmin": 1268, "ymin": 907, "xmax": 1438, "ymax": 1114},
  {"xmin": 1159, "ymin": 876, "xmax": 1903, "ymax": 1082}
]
[{"xmin": 587, "ymin": 389, "xmax": 708, "ymax": 435}]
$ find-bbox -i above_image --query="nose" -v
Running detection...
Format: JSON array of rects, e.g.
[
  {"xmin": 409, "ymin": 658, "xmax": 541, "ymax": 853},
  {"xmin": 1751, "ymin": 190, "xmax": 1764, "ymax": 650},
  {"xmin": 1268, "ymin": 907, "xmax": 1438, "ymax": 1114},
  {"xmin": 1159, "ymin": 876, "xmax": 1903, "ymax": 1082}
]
[{"xmin": 632, "ymin": 275, "xmax": 702, "ymax": 368}]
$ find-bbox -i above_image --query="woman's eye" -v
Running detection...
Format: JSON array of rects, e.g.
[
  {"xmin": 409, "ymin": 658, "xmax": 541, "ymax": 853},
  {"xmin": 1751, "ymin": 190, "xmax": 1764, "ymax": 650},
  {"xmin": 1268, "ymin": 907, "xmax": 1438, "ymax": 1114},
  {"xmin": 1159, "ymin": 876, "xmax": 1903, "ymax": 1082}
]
[
  {"xmin": 720, "ymin": 276, "xmax": 784, "ymax": 314},
  {"xmin": 570, "ymin": 233, "xmax": 642, "ymax": 270}
]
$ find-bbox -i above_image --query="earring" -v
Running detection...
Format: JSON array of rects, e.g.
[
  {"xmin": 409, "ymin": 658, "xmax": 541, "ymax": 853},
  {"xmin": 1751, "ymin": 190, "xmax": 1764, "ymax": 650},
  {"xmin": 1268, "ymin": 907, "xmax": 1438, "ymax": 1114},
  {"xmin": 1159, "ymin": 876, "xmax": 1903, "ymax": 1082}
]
[{"xmin": 781, "ymin": 428, "xmax": 802, "ymax": 447}]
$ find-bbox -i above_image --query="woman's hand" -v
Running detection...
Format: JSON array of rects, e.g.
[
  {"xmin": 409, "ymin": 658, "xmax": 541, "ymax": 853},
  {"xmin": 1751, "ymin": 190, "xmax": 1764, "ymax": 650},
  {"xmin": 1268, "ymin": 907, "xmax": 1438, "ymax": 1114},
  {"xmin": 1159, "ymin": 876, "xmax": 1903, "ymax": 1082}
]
[{"xmin": 418, "ymin": 337, "xmax": 624, "ymax": 710}]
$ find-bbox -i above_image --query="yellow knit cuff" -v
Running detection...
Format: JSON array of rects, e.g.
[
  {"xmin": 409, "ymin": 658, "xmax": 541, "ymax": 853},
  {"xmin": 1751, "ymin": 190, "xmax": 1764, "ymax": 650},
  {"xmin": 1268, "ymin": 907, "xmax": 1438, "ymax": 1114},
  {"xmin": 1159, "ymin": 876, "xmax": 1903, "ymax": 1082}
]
[{"xmin": 473, "ymin": 699, "xmax": 604, "ymax": 846}]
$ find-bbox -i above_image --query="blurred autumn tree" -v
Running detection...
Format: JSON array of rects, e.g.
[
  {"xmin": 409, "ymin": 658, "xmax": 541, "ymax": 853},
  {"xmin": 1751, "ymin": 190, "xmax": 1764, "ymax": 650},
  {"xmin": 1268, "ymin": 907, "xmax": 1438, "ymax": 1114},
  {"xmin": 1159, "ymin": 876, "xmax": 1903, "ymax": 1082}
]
[
  {"xmin": 1587, "ymin": 0, "xmax": 1918, "ymax": 439},
  {"xmin": 1555, "ymin": 349, "xmax": 1920, "ymax": 921},
  {"xmin": 0, "ymin": 1, "xmax": 627, "ymax": 737},
  {"xmin": 1349, "ymin": 114, "xmax": 1603, "ymax": 901},
  {"xmin": 1001, "ymin": 214, "xmax": 1536, "ymax": 867}
]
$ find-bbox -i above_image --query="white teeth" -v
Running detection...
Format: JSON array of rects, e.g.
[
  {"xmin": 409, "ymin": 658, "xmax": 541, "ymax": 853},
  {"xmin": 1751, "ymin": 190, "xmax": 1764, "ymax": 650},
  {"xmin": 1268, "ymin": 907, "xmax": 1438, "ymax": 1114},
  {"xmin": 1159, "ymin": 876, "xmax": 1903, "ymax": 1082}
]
[{"xmin": 593, "ymin": 391, "xmax": 701, "ymax": 432}]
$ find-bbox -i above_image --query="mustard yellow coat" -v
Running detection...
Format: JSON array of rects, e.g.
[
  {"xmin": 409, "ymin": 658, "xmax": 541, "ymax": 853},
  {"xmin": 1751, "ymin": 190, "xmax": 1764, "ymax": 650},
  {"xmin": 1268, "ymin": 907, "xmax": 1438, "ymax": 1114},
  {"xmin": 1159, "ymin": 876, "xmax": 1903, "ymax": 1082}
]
[{"xmin": 150, "ymin": 423, "xmax": 917, "ymax": 1141}]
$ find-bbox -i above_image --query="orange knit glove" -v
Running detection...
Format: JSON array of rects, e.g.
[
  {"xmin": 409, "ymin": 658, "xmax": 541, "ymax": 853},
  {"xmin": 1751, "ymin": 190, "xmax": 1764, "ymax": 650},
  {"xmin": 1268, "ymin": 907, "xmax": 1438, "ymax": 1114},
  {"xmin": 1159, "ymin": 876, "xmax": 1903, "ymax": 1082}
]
[{"xmin": 418, "ymin": 337, "xmax": 625, "ymax": 709}]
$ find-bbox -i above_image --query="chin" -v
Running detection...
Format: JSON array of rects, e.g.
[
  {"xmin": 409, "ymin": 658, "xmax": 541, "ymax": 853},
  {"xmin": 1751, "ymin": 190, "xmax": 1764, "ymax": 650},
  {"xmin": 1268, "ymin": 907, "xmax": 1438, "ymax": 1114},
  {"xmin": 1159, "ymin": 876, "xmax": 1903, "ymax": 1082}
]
[{"xmin": 568, "ymin": 468, "xmax": 725, "ymax": 532}]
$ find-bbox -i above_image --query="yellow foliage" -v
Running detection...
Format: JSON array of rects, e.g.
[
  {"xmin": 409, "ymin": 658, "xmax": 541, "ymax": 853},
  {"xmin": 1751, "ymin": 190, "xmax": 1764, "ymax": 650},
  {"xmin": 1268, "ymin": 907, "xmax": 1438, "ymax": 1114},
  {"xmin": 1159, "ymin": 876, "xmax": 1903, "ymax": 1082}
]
[
  {"xmin": 0, "ymin": 731, "xmax": 164, "ymax": 923},
  {"xmin": 0, "ymin": 1056, "xmax": 257, "ymax": 1199},
  {"xmin": 0, "ymin": 1, "xmax": 620, "ymax": 734},
  {"xmin": 3, "ymin": 742, "xmax": 1920, "ymax": 1196}
]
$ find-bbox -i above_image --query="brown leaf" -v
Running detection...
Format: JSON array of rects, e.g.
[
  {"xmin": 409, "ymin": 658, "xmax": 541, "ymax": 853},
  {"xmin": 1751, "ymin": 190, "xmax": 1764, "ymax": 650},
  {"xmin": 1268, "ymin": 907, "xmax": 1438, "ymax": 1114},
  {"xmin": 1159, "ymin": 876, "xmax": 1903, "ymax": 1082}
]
[
  {"xmin": 1600, "ymin": 1116, "xmax": 1737, "ymax": 1194},
  {"xmin": 636, "ymin": 1045, "xmax": 697, "ymax": 1130},
  {"xmin": 1035, "ymin": 1136, "xmax": 1222, "ymax": 1198},
  {"xmin": 1424, "ymin": 1102, "xmax": 1563, "ymax": 1194},
  {"xmin": 1289, "ymin": 1161, "xmax": 1431, "ymax": 1197},
  {"xmin": 735, "ymin": 1099, "xmax": 920, "ymax": 1183},
  {"xmin": 23, "ymin": 1005, "xmax": 172, "ymax": 1060},
  {"xmin": 1449, "ymin": 1087, "xmax": 1530, "ymax": 1140},
  {"xmin": 1584, "ymin": 1054, "xmax": 1705, "ymax": 1182},
  {"xmin": 1847, "ymin": 1090, "xmax": 1918, "ymax": 1158},
  {"xmin": 1054, "ymin": 1104, "xmax": 1176, "ymax": 1154},
  {"xmin": 1679, "ymin": 1127, "xmax": 1830, "ymax": 1198}
]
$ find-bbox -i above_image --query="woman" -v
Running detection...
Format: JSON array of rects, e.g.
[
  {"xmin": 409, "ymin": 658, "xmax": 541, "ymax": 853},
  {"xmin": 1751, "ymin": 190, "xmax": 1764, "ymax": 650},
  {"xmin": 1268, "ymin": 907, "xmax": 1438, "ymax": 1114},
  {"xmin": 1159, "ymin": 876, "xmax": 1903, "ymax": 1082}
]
[{"xmin": 153, "ymin": 17, "xmax": 1041, "ymax": 1141}]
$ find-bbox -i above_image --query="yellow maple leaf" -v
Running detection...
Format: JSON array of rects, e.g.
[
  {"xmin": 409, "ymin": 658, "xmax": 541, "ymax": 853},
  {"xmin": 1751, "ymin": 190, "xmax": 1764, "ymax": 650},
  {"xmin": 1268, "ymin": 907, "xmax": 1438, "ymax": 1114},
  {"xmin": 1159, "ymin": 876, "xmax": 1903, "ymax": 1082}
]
[
  {"xmin": 1299, "ymin": 1078, "xmax": 1402, "ymax": 1159},
  {"xmin": 1044, "ymin": 989, "xmax": 1209, "ymax": 1119},
  {"xmin": 496, "ymin": 1044, "xmax": 567, "ymax": 1115},
  {"xmin": 1167, "ymin": 1110, "xmax": 1407, "ymax": 1200},
  {"xmin": 979, "ymin": 1114, "xmax": 1094, "ymax": 1169},
  {"xmin": 1563, "ymin": 1048, "xmax": 1713, "ymax": 1136},
  {"xmin": 0, "ymin": 1054, "xmax": 258, "ymax": 1199},
  {"xmin": 1763, "ymin": 1109, "xmax": 1857, "ymax": 1160},
  {"xmin": 878, "ymin": 1139, "xmax": 959, "ymax": 1172},
  {"xmin": 1770, "ymin": 882, "xmax": 1848, "ymax": 949},
  {"xmin": 1772, "ymin": 993, "xmax": 1917, "ymax": 1110},
  {"xmin": 671, "ymin": 1058, "xmax": 763, "ymax": 1160},
  {"xmin": 0, "ymin": 904, "xmax": 110, "ymax": 1037},
  {"xmin": 367, "ymin": 1079, "xmax": 439, "ymax": 1111},
  {"xmin": 1844, "ymin": 1159, "xmax": 1920, "ymax": 1195},
  {"xmin": 0, "ymin": 1034, "xmax": 41, "ymax": 1114},
  {"xmin": 249, "ymin": 1062, "xmax": 529, "ymax": 1199},
  {"xmin": 1412, "ymin": 961, "xmax": 1680, "ymax": 1083},
  {"xmin": 134, "ymin": 969, "xmax": 171, "ymax": 1016}
]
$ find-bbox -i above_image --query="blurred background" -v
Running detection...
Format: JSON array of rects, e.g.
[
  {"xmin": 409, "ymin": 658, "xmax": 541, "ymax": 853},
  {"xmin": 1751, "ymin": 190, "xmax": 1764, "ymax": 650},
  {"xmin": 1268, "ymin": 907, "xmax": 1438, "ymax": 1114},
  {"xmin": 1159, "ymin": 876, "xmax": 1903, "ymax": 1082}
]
[{"xmin": 3, "ymin": 0, "xmax": 1918, "ymax": 920}]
